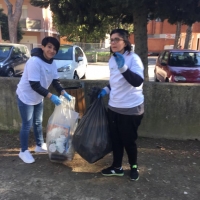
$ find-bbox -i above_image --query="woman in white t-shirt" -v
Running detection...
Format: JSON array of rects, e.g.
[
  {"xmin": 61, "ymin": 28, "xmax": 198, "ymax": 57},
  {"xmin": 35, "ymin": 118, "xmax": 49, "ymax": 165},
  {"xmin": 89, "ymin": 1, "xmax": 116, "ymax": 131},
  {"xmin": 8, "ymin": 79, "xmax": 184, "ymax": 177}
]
[
  {"xmin": 16, "ymin": 37, "xmax": 72, "ymax": 164},
  {"xmin": 98, "ymin": 29, "xmax": 144, "ymax": 181}
]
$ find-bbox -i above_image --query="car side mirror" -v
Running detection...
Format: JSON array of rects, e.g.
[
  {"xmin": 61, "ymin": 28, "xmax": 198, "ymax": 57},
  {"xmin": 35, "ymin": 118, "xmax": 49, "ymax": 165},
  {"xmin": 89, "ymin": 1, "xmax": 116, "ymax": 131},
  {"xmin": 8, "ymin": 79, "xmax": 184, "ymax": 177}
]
[{"xmin": 78, "ymin": 56, "xmax": 83, "ymax": 62}]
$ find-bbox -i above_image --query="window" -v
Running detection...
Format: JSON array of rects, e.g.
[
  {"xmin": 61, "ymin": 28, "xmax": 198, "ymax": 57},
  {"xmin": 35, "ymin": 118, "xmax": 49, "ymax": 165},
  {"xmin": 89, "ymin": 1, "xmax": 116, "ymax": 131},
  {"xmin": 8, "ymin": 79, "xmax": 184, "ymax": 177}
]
[
  {"xmin": 161, "ymin": 51, "xmax": 169, "ymax": 64},
  {"xmin": 21, "ymin": 5, "xmax": 27, "ymax": 19},
  {"xmin": 75, "ymin": 47, "xmax": 83, "ymax": 62},
  {"xmin": 0, "ymin": 46, "xmax": 11, "ymax": 58},
  {"xmin": 158, "ymin": 51, "xmax": 165, "ymax": 63},
  {"xmin": 19, "ymin": 46, "xmax": 27, "ymax": 55},
  {"xmin": 169, "ymin": 52, "xmax": 200, "ymax": 67},
  {"xmin": 12, "ymin": 47, "xmax": 22, "ymax": 58},
  {"xmin": 54, "ymin": 46, "xmax": 73, "ymax": 60}
]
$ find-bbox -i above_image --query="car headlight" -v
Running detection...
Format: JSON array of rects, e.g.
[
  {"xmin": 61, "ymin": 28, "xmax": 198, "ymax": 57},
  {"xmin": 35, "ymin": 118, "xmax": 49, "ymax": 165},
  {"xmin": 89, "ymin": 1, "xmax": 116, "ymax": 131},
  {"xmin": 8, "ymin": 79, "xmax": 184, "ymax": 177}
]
[
  {"xmin": 57, "ymin": 65, "xmax": 71, "ymax": 72},
  {"xmin": 174, "ymin": 76, "xmax": 186, "ymax": 82}
]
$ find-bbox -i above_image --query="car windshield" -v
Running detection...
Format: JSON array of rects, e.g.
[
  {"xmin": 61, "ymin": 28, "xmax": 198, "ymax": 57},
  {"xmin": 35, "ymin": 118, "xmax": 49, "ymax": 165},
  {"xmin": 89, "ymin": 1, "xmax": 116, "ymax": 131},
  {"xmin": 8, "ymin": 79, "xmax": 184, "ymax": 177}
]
[
  {"xmin": 0, "ymin": 46, "xmax": 12, "ymax": 58},
  {"xmin": 169, "ymin": 52, "xmax": 200, "ymax": 67},
  {"xmin": 54, "ymin": 46, "xmax": 73, "ymax": 60}
]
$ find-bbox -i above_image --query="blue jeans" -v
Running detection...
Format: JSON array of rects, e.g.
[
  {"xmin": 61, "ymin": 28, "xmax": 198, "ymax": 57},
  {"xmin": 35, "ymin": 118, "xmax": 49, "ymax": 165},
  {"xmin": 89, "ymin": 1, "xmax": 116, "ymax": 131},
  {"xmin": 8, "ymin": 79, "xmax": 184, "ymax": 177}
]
[{"xmin": 17, "ymin": 96, "xmax": 44, "ymax": 152}]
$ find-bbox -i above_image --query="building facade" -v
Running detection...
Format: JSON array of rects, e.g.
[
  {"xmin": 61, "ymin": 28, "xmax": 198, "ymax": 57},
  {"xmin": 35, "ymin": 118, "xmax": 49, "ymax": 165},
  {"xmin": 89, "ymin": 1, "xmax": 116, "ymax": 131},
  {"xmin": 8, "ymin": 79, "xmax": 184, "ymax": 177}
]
[
  {"xmin": 130, "ymin": 20, "xmax": 200, "ymax": 54},
  {"xmin": 0, "ymin": 0, "xmax": 59, "ymax": 50},
  {"xmin": 1, "ymin": 1, "xmax": 200, "ymax": 53}
]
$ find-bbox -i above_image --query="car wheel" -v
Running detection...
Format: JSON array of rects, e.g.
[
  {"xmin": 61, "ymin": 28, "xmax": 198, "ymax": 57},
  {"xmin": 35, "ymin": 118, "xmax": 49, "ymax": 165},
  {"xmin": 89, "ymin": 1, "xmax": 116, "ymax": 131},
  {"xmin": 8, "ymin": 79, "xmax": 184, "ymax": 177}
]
[
  {"xmin": 81, "ymin": 73, "xmax": 86, "ymax": 79},
  {"xmin": 81, "ymin": 65, "xmax": 87, "ymax": 79},
  {"xmin": 154, "ymin": 73, "xmax": 159, "ymax": 82},
  {"xmin": 73, "ymin": 72, "xmax": 79, "ymax": 80},
  {"xmin": 6, "ymin": 69, "xmax": 14, "ymax": 77}
]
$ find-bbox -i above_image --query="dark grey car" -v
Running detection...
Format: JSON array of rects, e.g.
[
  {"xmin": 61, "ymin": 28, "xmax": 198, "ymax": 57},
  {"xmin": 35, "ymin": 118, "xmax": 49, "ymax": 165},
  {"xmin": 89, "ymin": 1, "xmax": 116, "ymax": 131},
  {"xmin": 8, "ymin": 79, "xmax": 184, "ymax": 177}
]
[{"xmin": 0, "ymin": 43, "xmax": 30, "ymax": 77}]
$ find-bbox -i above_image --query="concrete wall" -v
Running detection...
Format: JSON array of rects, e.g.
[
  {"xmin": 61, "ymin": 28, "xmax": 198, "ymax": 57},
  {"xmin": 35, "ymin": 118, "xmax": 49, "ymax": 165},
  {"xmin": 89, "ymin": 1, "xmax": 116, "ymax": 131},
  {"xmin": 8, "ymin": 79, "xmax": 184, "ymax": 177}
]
[{"xmin": 1, "ymin": 78, "xmax": 200, "ymax": 140}]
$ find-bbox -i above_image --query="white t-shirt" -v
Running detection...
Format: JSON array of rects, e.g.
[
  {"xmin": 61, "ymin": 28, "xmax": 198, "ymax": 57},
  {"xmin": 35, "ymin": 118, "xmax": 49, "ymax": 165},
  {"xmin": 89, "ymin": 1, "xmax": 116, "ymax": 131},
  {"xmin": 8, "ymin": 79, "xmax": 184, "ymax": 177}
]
[
  {"xmin": 108, "ymin": 51, "xmax": 144, "ymax": 108},
  {"xmin": 16, "ymin": 57, "xmax": 59, "ymax": 105}
]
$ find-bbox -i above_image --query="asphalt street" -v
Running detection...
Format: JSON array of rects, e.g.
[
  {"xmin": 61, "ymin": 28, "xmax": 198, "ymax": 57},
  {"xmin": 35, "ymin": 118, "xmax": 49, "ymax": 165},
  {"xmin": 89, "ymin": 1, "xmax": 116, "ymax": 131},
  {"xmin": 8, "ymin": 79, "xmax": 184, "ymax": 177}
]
[{"xmin": 86, "ymin": 56, "xmax": 157, "ymax": 80}]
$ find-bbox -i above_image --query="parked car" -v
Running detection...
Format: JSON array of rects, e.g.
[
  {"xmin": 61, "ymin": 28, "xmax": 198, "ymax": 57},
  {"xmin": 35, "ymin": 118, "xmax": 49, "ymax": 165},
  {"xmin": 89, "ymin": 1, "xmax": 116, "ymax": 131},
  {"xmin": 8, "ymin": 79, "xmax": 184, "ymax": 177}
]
[
  {"xmin": 154, "ymin": 49, "xmax": 200, "ymax": 83},
  {"xmin": 0, "ymin": 43, "xmax": 30, "ymax": 77},
  {"xmin": 54, "ymin": 45, "xmax": 88, "ymax": 79},
  {"xmin": 148, "ymin": 52, "xmax": 159, "ymax": 56}
]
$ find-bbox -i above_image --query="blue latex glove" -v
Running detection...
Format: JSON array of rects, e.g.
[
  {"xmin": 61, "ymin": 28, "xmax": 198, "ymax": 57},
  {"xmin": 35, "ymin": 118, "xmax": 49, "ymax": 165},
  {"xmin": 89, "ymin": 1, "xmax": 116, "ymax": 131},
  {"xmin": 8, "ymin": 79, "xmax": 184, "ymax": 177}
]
[
  {"xmin": 98, "ymin": 89, "xmax": 107, "ymax": 98},
  {"xmin": 114, "ymin": 52, "xmax": 125, "ymax": 68},
  {"xmin": 50, "ymin": 94, "xmax": 61, "ymax": 106},
  {"xmin": 63, "ymin": 92, "xmax": 72, "ymax": 101}
]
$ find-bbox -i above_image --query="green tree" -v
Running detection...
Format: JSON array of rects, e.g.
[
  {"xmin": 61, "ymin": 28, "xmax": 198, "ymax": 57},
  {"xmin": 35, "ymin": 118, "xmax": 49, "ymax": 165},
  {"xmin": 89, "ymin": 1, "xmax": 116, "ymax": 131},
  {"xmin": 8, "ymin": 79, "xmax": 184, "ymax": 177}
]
[
  {"xmin": 0, "ymin": 8, "xmax": 9, "ymax": 41},
  {"xmin": 29, "ymin": 0, "xmax": 200, "ymax": 80},
  {"xmin": 0, "ymin": 8, "xmax": 23, "ymax": 42},
  {"xmin": 155, "ymin": 0, "xmax": 200, "ymax": 48},
  {"xmin": 53, "ymin": 15, "xmax": 111, "ymax": 43},
  {"xmin": 53, "ymin": 14, "xmax": 133, "ymax": 43},
  {"xmin": 30, "ymin": 0, "xmax": 153, "ymax": 80}
]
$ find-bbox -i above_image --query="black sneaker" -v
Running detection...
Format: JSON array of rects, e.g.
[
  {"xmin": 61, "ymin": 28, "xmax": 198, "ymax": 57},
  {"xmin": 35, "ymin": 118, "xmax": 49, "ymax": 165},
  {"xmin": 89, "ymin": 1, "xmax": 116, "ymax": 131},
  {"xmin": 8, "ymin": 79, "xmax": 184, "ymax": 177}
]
[
  {"xmin": 130, "ymin": 165, "xmax": 139, "ymax": 181},
  {"xmin": 101, "ymin": 166, "xmax": 124, "ymax": 176}
]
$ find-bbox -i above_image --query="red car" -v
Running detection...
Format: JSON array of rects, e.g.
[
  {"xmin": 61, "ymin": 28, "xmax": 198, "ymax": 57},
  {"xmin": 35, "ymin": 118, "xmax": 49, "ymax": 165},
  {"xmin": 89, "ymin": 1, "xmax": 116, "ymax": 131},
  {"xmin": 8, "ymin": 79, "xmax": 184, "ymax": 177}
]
[{"xmin": 154, "ymin": 49, "xmax": 200, "ymax": 83}]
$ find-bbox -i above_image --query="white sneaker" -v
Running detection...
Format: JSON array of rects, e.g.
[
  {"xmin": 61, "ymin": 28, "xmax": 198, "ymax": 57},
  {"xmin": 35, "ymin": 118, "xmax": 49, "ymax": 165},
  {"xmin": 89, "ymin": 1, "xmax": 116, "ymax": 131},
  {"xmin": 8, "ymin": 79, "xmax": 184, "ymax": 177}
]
[
  {"xmin": 34, "ymin": 143, "xmax": 47, "ymax": 153},
  {"xmin": 19, "ymin": 150, "xmax": 35, "ymax": 164}
]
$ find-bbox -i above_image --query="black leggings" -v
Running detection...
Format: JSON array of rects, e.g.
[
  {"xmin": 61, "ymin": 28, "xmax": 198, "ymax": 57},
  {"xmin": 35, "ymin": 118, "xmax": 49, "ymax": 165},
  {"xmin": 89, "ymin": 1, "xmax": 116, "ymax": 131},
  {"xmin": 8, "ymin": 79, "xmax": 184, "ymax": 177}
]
[{"xmin": 108, "ymin": 108, "xmax": 143, "ymax": 168}]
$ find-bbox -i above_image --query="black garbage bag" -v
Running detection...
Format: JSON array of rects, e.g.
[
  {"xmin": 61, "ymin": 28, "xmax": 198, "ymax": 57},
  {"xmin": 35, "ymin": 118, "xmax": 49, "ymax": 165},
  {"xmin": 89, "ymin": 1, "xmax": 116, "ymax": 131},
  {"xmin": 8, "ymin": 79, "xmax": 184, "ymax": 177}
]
[
  {"xmin": 87, "ymin": 87, "xmax": 101, "ymax": 104},
  {"xmin": 72, "ymin": 96, "xmax": 112, "ymax": 163}
]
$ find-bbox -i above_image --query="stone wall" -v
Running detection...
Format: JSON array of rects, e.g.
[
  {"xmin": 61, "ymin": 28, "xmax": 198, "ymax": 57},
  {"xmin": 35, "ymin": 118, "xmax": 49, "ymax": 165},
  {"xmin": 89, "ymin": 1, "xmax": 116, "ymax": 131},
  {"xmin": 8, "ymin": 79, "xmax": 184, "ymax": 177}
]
[{"xmin": 1, "ymin": 78, "xmax": 199, "ymax": 140}]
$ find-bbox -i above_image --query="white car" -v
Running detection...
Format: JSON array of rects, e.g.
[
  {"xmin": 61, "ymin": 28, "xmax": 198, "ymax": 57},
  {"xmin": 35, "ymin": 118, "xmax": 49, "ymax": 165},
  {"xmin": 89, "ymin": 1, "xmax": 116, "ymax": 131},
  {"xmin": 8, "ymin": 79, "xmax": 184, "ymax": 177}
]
[{"xmin": 54, "ymin": 45, "xmax": 88, "ymax": 79}]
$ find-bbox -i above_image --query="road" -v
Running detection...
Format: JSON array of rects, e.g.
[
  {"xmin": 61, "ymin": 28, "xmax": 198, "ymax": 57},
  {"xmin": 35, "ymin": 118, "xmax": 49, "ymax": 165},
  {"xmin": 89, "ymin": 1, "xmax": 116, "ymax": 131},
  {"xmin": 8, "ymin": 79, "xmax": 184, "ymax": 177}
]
[
  {"xmin": 86, "ymin": 56, "xmax": 157, "ymax": 81},
  {"xmin": 148, "ymin": 56, "xmax": 157, "ymax": 81}
]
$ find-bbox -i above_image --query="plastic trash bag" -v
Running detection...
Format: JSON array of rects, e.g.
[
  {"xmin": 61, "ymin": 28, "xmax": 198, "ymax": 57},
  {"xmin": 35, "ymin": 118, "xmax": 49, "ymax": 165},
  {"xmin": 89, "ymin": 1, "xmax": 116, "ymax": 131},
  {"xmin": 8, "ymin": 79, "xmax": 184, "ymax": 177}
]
[
  {"xmin": 87, "ymin": 87, "xmax": 101, "ymax": 104},
  {"xmin": 46, "ymin": 96, "xmax": 79, "ymax": 163},
  {"xmin": 72, "ymin": 97, "xmax": 112, "ymax": 163}
]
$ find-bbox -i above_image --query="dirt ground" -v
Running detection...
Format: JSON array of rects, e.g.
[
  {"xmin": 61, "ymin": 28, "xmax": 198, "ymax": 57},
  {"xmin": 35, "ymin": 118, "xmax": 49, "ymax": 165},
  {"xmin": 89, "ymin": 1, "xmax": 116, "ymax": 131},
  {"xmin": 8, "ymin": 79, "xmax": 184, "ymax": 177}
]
[{"xmin": 0, "ymin": 131, "xmax": 199, "ymax": 200}]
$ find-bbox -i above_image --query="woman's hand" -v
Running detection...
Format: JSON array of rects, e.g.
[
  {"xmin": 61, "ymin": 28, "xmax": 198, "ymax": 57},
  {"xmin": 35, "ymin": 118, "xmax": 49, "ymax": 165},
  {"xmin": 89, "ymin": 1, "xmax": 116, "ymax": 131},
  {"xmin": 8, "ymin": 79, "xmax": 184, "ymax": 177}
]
[
  {"xmin": 50, "ymin": 94, "xmax": 61, "ymax": 106},
  {"xmin": 98, "ymin": 89, "xmax": 107, "ymax": 98},
  {"xmin": 63, "ymin": 92, "xmax": 72, "ymax": 101},
  {"xmin": 114, "ymin": 52, "xmax": 125, "ymax": 68}
]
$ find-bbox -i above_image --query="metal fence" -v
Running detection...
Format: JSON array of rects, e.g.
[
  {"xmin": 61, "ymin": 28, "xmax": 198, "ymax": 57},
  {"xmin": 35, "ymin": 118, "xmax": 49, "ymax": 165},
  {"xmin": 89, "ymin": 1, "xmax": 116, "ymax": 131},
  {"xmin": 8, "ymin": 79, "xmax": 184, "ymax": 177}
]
[
  {"xmin": 73, "ymin": 42, "xmax": 110, "ymax": 52},
  {"xmin": 21, "ymin": 42, "xmax": 110, "ymax": 53}
]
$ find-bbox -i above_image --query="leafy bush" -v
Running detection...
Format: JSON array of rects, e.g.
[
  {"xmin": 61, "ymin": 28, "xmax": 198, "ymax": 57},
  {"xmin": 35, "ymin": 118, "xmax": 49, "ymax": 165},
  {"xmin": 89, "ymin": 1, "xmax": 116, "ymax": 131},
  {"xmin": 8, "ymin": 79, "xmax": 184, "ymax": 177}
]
[
  {"xmin": 85, "ymin": 52, "xmax": 93, "ymax": 55},
  {"xmin": 97, "ymin": 52, "xmax": 110, "ymax": 56},
  {"xmin": 85, "ymin": 51, "xmax": 111, "ymax": 62}
]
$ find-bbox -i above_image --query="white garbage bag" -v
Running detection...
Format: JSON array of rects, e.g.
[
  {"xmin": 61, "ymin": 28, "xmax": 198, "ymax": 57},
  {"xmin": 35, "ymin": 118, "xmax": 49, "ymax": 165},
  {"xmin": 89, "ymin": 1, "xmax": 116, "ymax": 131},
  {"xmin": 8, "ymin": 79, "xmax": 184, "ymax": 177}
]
[{"xmin": 46, "ymin": 96, "xmax": 79, "ymax": 163}]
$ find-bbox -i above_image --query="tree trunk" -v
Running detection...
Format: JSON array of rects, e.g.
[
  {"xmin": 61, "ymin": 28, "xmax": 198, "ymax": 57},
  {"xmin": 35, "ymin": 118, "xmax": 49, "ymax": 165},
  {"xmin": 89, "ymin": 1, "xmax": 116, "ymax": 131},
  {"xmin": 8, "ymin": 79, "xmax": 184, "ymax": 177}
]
[
  {"xmin": 4, "ymin": 0, "xmax": 24, "ymax": 43},
  {"xmin": 174, "ymin": 21, "xmax": 181, "ymax": 49},
  {"xmin": 133, "ymin": 7, "xmax": 148, "ymax": 81},
  {"xmin": 184, "ymin": 24, "xmax": 193, "ymax": 49}
]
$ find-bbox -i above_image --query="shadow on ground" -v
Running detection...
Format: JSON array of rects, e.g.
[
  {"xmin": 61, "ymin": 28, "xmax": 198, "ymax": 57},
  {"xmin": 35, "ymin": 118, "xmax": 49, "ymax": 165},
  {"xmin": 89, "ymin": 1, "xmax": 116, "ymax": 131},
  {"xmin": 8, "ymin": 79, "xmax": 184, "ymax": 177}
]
[{"xmin": 0, "ymin": 131, "xmax": 199, "ymax": 200}]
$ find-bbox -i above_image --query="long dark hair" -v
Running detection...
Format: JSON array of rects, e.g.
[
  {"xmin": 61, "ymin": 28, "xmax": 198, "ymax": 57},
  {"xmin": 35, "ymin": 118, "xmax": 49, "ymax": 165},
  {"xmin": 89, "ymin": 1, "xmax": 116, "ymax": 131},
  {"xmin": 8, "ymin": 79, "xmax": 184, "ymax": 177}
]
[{"xmin": 110, "ymin": 29, "xmax": 132, "ymax": 54}]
